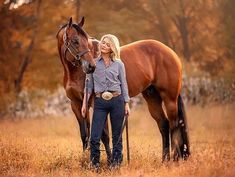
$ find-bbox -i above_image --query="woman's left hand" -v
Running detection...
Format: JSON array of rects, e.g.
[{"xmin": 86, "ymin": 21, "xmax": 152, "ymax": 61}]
[{"xmin": 125, "ymin": 103, "xmax": 130, "ymax": 116}]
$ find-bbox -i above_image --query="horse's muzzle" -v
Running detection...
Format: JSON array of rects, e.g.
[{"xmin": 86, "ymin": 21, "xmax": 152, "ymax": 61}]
[{"xmin": 86, "ymin": 64, "xmax": 96, "ymax": 74}]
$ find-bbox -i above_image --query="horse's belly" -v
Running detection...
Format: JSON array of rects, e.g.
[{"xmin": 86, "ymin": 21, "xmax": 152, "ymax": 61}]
[{"xmin": 127, "ymin": 74, "xmax": 152, "ymax": 98}]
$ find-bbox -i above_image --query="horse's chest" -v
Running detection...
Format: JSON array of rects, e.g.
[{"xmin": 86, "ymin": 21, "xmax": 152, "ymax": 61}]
[{"xmin": 65, "ymin": 85, "xmax": 83, "ymax": 102}]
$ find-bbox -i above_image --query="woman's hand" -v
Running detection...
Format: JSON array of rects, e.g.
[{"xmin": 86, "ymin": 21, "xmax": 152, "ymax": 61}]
[
  {"xmin": 125, "ymin": 103, "xmax": 130, "ymax": 116},
  {"xmin": 81, "ymin": 103, "xmax": 86, "ymax": 118}
]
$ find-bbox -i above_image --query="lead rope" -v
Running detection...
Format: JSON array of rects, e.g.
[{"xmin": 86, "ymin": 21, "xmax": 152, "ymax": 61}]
[
  {"xmin": 84, "ymin": 78, "xmax": 89, "ymax": 147},
  {"xmin": 125, "ymin": 114, "xmax": 130, "ymax": 164}
]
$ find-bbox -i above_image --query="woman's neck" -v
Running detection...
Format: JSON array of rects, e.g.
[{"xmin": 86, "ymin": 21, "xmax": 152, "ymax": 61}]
[
  {"xmin": 101, "ymin": 53, "xmax": 111, "ymax": 67},
  {"xmin": 101, "ymin": 53, "xmax": 110, "ymax": 62}
]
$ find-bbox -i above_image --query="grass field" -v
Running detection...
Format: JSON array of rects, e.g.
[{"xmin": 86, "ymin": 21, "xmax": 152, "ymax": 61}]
[{"xmin": 0, "ymin": 104, "xmax": 235, "ymax": 177}]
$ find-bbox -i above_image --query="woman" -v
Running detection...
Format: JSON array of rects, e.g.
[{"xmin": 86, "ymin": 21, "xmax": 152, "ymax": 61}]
[{"xmin": 81, "ymin": 34, "xmax": 130, "ymax": 168}]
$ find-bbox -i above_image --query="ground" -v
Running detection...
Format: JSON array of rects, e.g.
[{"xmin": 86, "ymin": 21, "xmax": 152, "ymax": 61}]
[{"xmin": 0, "ymin": 104, "xmax": 235, "ymax": 177}]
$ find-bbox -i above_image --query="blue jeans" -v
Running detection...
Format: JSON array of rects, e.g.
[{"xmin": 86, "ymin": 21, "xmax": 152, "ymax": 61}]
[{"xmin": 90, "ymin": 95, "xmax": 125, "ymax": 165}]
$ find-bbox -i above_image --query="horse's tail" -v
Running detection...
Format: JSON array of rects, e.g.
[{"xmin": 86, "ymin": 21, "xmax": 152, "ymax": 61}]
[{"xmin": 178, "ymin": 94, "xmax": 190, "ymax": 158}]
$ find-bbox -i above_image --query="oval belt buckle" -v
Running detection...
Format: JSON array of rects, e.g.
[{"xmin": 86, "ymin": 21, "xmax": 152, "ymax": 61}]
[{"xmin": 101, "ymin": 91, "xmax": 113, "ymax": 100}]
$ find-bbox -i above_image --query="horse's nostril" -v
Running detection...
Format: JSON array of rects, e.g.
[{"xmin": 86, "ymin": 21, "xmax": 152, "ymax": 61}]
[
  {"xmin": 91, "ymin": 66, "xmax": 96, "ymax": 72},
  {"xmin": 88, "ymin": 64, "xmax": 96, "ymax": 72},
  {"xmin": 89, "ymin": 63, "xmax": 96, "ymax": 68}
]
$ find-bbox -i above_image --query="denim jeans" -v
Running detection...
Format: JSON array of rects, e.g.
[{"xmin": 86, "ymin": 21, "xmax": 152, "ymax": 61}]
[{"xmin": 90, "ymin": 95, "xmax": 125, "ymax": 165}]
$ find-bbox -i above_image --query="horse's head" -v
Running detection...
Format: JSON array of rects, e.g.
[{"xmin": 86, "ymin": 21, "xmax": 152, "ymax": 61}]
[{"xmin": 58, "ymin": 17, "xmax": 96, "ymax": 74}]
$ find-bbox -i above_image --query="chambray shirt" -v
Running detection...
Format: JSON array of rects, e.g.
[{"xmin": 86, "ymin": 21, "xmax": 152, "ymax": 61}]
[{"xmin": 85, "ymin": 57, "xmax": 130, "ymax": 103}]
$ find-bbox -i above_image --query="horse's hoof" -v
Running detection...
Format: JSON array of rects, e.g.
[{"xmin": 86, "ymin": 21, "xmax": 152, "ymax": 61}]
[
  {"xmin": 162, "ymin": 154, "xmax": 170, "ymax": 163},
  {"xmin": 180, "ymin": 144, "xmax": 190, "ymax": 160},
  {"xmin": 172, "ymin": 150, "xmax": 179, "ymax": 161},
  {"xmin": 182, "ymin": 152, "xmax": 190, "ymax": 160}
]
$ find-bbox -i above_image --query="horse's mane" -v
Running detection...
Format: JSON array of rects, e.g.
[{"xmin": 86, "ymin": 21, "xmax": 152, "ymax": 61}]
[
  {"xmin": 56, "ymin": 23, "xmax": 88, "ymax": 39},
  {"xmin": 72, "ymin": 24, "xmax": 88, "ymax": 39}
]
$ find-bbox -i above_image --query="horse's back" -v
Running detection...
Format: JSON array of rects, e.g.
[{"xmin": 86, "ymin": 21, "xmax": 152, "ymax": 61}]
[
  {"xmin": 120, "ymin": 39, "xmax": 182, "ymax": 98},
  {"xmin": 121, "ymin": 39, "xmax": 182, "ymax": 69}
]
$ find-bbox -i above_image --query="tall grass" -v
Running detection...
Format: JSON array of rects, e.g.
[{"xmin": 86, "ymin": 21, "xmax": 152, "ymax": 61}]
[{"xmin": 0, "ymin": 104, "xmax": 235, "ymax": 177}]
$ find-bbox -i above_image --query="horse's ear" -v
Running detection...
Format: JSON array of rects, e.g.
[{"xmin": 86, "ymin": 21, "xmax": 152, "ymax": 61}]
[
  {"xmin": 68, "ymin": 17, "xmax": 73, "ymax": 27},
  {"xmin": 78, "ymin": 16, "xmax": 85, "ymax": 27}
]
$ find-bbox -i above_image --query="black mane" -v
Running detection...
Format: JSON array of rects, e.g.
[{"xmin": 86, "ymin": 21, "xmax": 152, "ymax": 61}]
[{"xmin": 72, "ymin": 24, "xmax": 88, "ymax": 39}]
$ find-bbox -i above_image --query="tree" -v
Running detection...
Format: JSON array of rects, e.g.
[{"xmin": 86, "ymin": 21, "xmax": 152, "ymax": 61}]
[
  {"xmin": 76, "ymin": 0, "xmax": 81, "ymax": 22},
  {"xmin": 14, "ymin": 0, "xmax": 42, "ymax": 93},
  {"xmin": 221, "ymin": 0, "xmax": 235, "ymax": 58}
]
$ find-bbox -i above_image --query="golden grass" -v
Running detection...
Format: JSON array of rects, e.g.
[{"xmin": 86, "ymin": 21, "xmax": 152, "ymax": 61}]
[{"xmin": 0, "ymin": 104, "xmax": 235, "ymax": 177}]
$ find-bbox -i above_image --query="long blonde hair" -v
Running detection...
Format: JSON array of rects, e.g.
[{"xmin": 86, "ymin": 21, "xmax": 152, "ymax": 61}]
[{"xmin": 100, "ymin": 34, "xmax": 121, "ymax": 61}]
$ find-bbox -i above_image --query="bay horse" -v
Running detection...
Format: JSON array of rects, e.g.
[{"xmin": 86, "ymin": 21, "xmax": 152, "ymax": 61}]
[{"xmin": 56, "ymin": 17, "xmax": 190, "ymax": 162}]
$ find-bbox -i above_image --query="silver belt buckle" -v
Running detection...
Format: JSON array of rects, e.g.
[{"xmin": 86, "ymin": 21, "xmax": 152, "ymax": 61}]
[{"xmin": 101, "ymin": 91, "xmax": 113, "ymax": 100}]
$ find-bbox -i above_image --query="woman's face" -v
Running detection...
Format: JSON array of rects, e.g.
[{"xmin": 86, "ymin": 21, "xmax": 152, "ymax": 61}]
[{"xmin": 100, "ymin": 37, "xmax": 112, "ymax": 54}]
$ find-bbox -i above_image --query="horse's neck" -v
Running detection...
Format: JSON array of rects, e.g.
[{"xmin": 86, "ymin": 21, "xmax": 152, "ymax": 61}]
[
  {"xmin": 89, "ymin": 37, "xmax": 100, "ymax": 58},
  {"xmin": 62, "ymin": 59, "xmax": 85, "ymax": 89},
  {"xmin": 59, "ymin": 37, "xmax": 99, "ymax": 90}
]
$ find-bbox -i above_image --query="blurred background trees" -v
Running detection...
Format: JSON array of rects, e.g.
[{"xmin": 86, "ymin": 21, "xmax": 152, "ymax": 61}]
[{"xmin": 0, "ymin": 0, "xmax": 234, "ymax": 114}]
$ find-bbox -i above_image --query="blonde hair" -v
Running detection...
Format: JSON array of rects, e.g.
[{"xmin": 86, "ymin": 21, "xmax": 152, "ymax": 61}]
[{"xmin": 100, "ymin": 34, "xmax": 121, "ymax": 61}]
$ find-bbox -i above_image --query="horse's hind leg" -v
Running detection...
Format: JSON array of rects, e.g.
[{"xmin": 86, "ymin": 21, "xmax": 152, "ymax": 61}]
[
  {"xmin": 160, "ymin": 96, "xmax": 180, "ymax": 161},
  {"xmin": 161, "ymin": 95, "xmax": 190, "ymax": 161},
  {"xmin": 101, "ymin": 119, "xmax": 112, "ymax": 165},
  {"xmin": 142, "ymin": 86, "xmax": 170, "ymax": 162},
  {"xmin": 177, "ymin": 95, "xmax": 190, "ymax": 159}
]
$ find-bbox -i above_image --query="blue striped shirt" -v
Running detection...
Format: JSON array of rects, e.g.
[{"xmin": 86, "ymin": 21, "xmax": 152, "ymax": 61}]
[{"xmin": 85, "ymin": 57, "xmax": 130, "ymax": 102}]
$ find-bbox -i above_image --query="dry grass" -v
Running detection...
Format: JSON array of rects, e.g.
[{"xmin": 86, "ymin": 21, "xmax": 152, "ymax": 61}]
[{"xmin": 0, "ymin": 104, "xmax": 235, "ymax": 177}]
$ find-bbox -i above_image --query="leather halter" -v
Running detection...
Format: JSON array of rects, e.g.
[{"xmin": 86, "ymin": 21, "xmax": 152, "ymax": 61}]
[{"xmin": 63, "ymin": 26, "xmax": 90, "ymax": 67}]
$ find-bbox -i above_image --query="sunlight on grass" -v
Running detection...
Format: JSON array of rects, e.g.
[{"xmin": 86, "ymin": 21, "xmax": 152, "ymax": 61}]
[{"xmin": 0, "ymin": 104, "xmax": 235, "ymax": 176}]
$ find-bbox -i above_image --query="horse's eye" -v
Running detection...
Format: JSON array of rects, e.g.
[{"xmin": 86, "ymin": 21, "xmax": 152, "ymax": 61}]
[{"xmin": 72, "ymin": 40, "xmax": 79, "ymax": 45}]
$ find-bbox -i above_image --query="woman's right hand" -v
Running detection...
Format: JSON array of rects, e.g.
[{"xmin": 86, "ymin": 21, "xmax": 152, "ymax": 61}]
[{"xmin": 81, "ymin": 103, "xmax": 86, "ymax": 118}]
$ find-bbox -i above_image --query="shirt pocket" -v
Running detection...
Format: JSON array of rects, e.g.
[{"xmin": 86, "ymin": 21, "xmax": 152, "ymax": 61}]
[
  {"xmin": 108, "ymin": 67, "xmax": 119, "ymax": 79},
  {"xmin": 93, "ymin": 68, "xmax": 105, "ymax": 83}
]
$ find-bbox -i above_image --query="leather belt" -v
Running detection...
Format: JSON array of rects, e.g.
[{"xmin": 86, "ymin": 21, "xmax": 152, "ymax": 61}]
[{"xmin": 95, "ymin": 91, "xmax": 121, "ymax": 100}]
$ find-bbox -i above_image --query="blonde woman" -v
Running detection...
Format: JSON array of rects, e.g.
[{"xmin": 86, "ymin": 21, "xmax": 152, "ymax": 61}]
[{"xmin": 81, "ymin": 34, "xmax": 130, "ymax": 168}]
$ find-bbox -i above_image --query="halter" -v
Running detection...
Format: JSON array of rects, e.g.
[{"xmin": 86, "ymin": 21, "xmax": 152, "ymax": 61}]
[{"xmin": 63, "ymin": 26, "xmax": 91, "ymax": 67}]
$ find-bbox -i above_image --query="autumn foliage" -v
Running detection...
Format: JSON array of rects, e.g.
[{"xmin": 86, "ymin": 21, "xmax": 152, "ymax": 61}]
[{"xmin": 0, "ymin": 0, "xmax": 235, "ymax": 111}]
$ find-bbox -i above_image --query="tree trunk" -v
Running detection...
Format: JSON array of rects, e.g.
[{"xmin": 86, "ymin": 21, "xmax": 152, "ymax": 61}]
[
  {"xmin": 76, "ymin": 0, "xmax": 81, "ymax": 22},
  {"xmin": 177, "ymin": 16, "xmax": 191, "ymax": 61},
  {"xmin": 161, "ymin": 0, "xmax": 191, "ymax": 61},
  {"xmin": 14, "ymin": 0, "xmax": 42, "ymax": 94}
]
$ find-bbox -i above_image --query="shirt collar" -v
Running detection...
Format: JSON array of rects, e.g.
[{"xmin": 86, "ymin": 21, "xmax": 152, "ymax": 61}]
[
  {"xmin": 97, "ymin": 56, "xmax": 102, "ymax": 61},
  {"xmin": 98, "ymin": 56, "xmax": 114, "ymax": 64}
]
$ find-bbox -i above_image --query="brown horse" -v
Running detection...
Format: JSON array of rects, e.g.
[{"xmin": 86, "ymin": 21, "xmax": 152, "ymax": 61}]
[{"xmin": 56, "ymin": 17, "xmax": 190, "ymax": 162}]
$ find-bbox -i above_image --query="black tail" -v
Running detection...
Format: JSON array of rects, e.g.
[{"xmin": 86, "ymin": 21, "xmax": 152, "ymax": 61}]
[{"xmin": 178, "ymin": 94, "xmax": 190, "ymax": 158}]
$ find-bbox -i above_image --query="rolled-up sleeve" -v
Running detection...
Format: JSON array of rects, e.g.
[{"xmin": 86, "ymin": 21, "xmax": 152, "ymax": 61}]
[
  {"xmin": 84, "ymin": 74, "xmax": 94, "ymax": 94},
  {"xmin": 118, "ymin": 61, "xmax": 130, "ymax": 103}
]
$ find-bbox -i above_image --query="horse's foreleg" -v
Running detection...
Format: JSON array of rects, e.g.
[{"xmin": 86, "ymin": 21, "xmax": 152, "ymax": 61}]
[
  {"xmin": 101, "ymin": 118, "xmax": 112, "ymax": 165},
  {"xmin": 71, "ymin": 101, "xmax": 90, "ymax": 151},
  {"xmin": 142, "ymin": 87, "xmax": 170, "ymax": 162}
]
